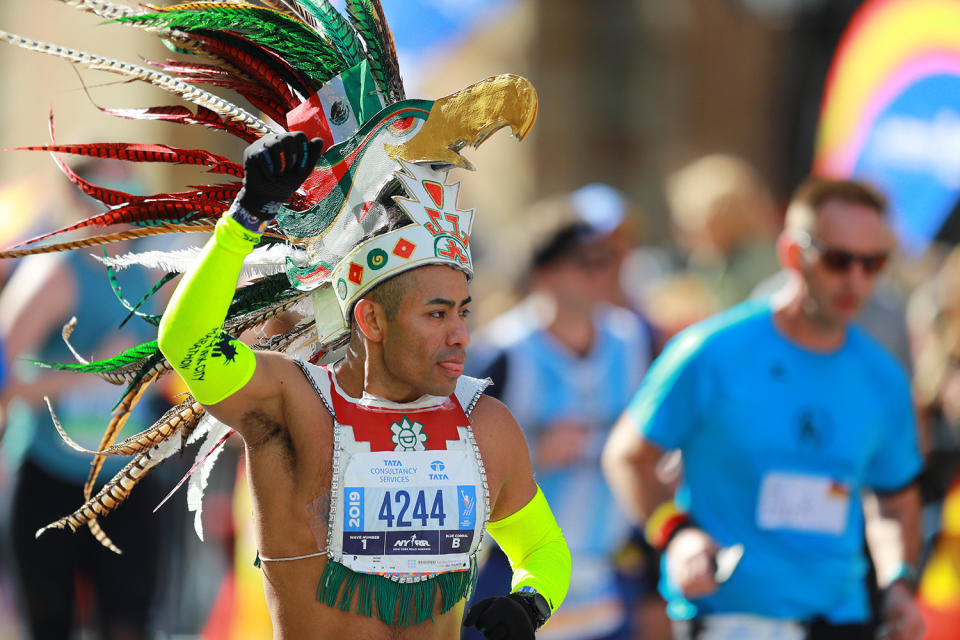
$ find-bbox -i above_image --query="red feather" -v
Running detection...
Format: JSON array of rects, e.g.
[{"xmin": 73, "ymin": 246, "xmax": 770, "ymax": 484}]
[
  {"xmin": 188, "ymin": 32, "xmax": 307, "ymax": 111},
  {"xmin": 7, "ymin": 143, "xmax": 243, "ymax": 177},
  {"xmin": 101, "ymin": 104, "xmax": 260, "ymax": 142},
  {"xmin": 8, "ymin": 199, "xmax": 230, "ymax": 249}
]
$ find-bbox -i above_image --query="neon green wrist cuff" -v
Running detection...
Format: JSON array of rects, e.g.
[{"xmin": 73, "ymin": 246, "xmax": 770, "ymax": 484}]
[{"xmin": 486, "ymin": 486, "xmax": 571, "ymax": 612}]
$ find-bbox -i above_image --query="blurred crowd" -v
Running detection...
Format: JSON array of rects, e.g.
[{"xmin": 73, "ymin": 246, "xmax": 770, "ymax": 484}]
[{"xmin": 0, "ymin": 152, "xmax": 958, "ymax": 638}]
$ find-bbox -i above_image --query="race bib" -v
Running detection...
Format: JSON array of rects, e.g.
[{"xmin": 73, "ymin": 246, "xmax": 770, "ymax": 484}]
[
  {"xmin": 697, "ymin": 614, "xmax": 805, "ymax": 640},
  {"xmin": 338, "ymin": 449, "xmax": 482, "ymax": 574},
  {"xmin": 756, "ymin": 471, "xmax": 850, "ymax": 535}
]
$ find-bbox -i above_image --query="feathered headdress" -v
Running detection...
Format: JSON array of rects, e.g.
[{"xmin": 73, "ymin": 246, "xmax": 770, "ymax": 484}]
[{"xmin": 1, "ymin": 0, "xmax": 537, "ymax": 555}]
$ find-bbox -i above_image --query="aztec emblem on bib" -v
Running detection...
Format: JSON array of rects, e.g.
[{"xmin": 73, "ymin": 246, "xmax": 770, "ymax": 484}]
[{"xmin": 391, "ymin": 417, "xmax": 428, "ymax": 451}]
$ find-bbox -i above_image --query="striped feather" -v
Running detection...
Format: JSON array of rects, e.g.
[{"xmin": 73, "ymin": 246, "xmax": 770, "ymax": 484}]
[
  {"xmin": 0, "ymin": 224, "xmax": 216, "ymax": 260},
  {"xmin": 9, "ymin": 200, "xmax": 228, "ymax": 249},
  {"xmin": 36, "ymin": 426, "xmax": 184, "ymax": 539},
  {"xmin": 227, "ymin": 291, "xmax": 309, "ymax": 335},
  {"xmin": 188, "ymin": 30, "xmax": 308, "ymax": 109},
  {"xmin": 345, "ymin": 0, "xmax": 400, "ymax": 100},
  {"xmin": 298, "ymin": 0, "xmax": 364, "ymax": 67},
  {"xmin": 259, "ymin": 0, "xmax": 319, "ymax": 29},
  {"xmin": 82, "ymin": 371, "xmax": 161, "ymax": 507},
  {"xmin": 7, "ymin": 143, "xmax": 242, "ymax": 176},
  {"xmin": 59, "ymin": 0, "xmax": 142, "ymax": 19},
  {"xmin": 93, "ymin": 104, "xmax": 260, "ymax": 143},
  {"xmin": 47, "ymin": 153, "xmax": 143, "ymax": 208},
  {"xmin": 46, "ymin": 397, "xmax": 203, "ymax": 458},
  {"xmin": 113, "ymin": 8, "xmax": 346, "ymax": 86},
  {"xmin": 0, "ymin": 29, "xmax": 272, "ymax": 137},
  {"xmin": 100, "ymin": 356, "xmax": 173, "ymax": 387},
  {"xmin": 228, "ymin": 272, "xmax": 298, "ymax": 317},
  {"xmin": 87, "ymin": 520, "xmax": 122, "ymax": 554}
]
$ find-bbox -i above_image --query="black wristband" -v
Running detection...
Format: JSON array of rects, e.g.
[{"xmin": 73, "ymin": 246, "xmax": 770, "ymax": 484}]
[
  {"xmin": 227, "ymin": 200, "xmax": 270, "ymax": 234},
  {"xmin": 512, "ymin": 588, "xmax": 551, "ymax": 629}
]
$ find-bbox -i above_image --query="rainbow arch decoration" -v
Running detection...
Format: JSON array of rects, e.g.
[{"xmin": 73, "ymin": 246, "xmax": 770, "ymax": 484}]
[{"xmin": 814, "ymin": 0, "xmax": 960, "ymax": 253}]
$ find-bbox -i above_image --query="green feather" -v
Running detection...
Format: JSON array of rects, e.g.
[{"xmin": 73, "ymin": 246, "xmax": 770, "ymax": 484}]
[
  {"xmin": 104, "ymin": 248, "xmax": 166, "ymax": 327},
  {"xmin": 119, "ymin": 272, "xmax": 179, "ymax": 329},
  {"xmin": 228, "ymin": 273, "xmax": 299, "ymax": 318},
  {"xmin": 297, "ymin": 0, "xmax": 364, "ymax": 68},
  {"xmin": 29, "ymin": 340, "xmax": 161, "ymax": 374},
  {"xmin": 110, "ymin": 350, "xmax": 166, "ymax": 411},
  {"xmin": 344, "ymin": 0, "xmax": 392, "ymax": 96},
  {"xmin": 113, "ymin": 8, "xmax": 347, "ymax": 84}
]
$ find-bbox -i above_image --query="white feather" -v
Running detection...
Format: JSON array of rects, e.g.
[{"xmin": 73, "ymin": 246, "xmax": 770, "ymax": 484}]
[
  {"xmin": 95, "ymin": 244, "xmax": 311, "ymax": 279},
  {"xmin": 186, "ymin": 417, "xmax": 233, "ymax": 541}
]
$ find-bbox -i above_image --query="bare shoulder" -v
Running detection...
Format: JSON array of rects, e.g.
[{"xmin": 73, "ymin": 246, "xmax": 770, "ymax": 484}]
[
  {"xmin": 470, "ymin": 394, "xmax": 537, "ymax": 520},
  {"xmin": 469, "ymin": 394, "xmax": 528, "ymax": 454}
]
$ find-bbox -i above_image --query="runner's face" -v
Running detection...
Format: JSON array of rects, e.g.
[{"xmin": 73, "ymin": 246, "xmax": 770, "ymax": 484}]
[
  {"xmin": 800, "ymin": 200, "xmax": 891, "ymax": 328},
  {"xmin": 382, "ymin": 265, "xmax": 470, "ymax": 399}
]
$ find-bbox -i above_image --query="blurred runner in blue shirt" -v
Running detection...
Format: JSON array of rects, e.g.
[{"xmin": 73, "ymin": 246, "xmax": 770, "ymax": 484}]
[{"xmin": 603, "ymin": 177, "xmax": 924, "ymax": 640}]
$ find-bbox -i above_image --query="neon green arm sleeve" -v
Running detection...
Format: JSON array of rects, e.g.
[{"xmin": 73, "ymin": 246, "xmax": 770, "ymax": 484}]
[
  {"xmin": 485, "ymin": 486, "xmax": 571, "ymax": 613},
  {"xmin": 157, "ymin": 215, "xmax": 260, "ymax": 405}
]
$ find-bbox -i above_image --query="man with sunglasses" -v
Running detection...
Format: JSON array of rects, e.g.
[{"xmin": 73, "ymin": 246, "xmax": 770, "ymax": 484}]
[{"xmin": 603, "ymin": 177, "xmax": 924, "ymax": 640}]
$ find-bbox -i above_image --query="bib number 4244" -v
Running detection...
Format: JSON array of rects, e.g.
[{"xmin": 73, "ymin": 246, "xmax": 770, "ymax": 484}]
[{"xmin": 377, "ymin": 489, "xmax": 446, "ymax": 528}]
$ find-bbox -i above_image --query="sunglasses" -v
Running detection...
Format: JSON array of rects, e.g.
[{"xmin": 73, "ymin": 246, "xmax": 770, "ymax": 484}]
[{"xmin": 796, "ymin": 233, "xmax": 889, "ymax": 275}]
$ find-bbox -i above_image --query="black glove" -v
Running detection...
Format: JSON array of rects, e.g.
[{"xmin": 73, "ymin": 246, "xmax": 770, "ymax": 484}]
[
  {"xmin": 463, "ymin": 591, "xmax": 550, "ymax": 640},
  {"xmin": 235, "ymin": 131, "xmax": 325, "ymax": 221}
]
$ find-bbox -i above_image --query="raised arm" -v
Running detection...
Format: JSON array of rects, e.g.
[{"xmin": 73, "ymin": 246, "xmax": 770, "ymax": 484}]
[
  {"xmin": 157, "ymin": 132, "xmax": 324, "ymax": 436},
  {"xmin": 464, "ymin": 396, "xmax": 571, "ymax": 640}
]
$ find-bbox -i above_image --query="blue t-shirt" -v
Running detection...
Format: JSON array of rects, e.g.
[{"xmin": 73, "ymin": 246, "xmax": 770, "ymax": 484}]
[{"xmin": 626, "ymin": 299, "xmax": 922, "ymax": 623}]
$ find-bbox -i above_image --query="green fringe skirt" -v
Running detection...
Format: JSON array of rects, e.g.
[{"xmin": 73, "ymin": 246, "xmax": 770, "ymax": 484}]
[{"xmin": 316, "ymin": 557, "xmax": 479, "ymax": 627}]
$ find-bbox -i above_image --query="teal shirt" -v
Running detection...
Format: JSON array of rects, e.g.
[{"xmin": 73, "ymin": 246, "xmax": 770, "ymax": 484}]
[{"xmin": 19, "ymin": 250, "xmax": 154, "ymax": 485}]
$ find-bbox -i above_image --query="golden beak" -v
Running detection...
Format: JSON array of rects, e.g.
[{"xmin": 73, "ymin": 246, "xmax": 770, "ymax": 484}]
[{"xmin": 385, "ymin": 74, "xmax": 539, "ymax": 170}]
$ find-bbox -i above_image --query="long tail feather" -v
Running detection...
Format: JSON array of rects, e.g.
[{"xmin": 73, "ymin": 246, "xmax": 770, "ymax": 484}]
[
  {"xmin": 0, "ymin": 29, "xmax": 272, "ymax": 137},
  {"xmin": 185, "ymin": 30, "xmax": 315, "ymax": 107},
  {"xmin": 104, "ymin": 251, "xmax": 168, "ymax": 327},
  {"xmin": 46, "ymin": 396, "xmax": 204, "ymax": 457},
  {"xmin": 298, "ymin": 0, "xmax": 364, "ymax": 68},
  {"xmin": 87, "ymin": 519, "xmax": 122, "ymax": 554},
  {"xmin": 59, "ymin": 0, "xmax": 142, "ymax": 19},
  {"xmin": 8, "ymin": 200, "xmax": 228, "ymax": 249},
  {"xmin": 345, "ymin": 0, "xmax": 401, "ymax": 100},
  {"xmin": 60, "ymin": 317, "xmax": 90, "ymax": 365},
  {"xmin": 0, "ymin": 224, "xmax": 217, "ymax": 259},
  {"xmin": 259, "ymin": 0, "xmax": 320, "ymax": 29},
  {"xmin": 112, "ymin": 8, "xmax": 345, "ymax": 88},
  {"xmin": 227, "ymin": 291, "xmax": 309, "ymax": 335},
  {"xmin": 6, "ymin": 143, "xmax": 242, "ymax": 176},
  {"xmin": 35, "ymin": 428, "xmax": 183, "ymax": 541},
  {"xmin": 82, "ymin": 371, "xmax": 161, "ymax": 505}
]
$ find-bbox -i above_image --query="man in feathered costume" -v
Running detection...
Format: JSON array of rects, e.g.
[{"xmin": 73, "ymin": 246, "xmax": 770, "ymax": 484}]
[{"xmin": 0, "ymin": 1, "xmax": 571, "ymax": 638}]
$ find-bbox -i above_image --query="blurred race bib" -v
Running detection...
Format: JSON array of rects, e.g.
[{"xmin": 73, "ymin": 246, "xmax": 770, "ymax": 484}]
[{"xmin": 756, "ymin": 471, "xmax": 850, "ymax": 535}]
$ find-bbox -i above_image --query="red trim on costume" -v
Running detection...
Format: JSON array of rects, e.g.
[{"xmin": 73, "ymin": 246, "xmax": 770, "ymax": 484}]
[{"xmin": 326, "ymin": 370, "xmax": 466, "ymax": 451}]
